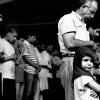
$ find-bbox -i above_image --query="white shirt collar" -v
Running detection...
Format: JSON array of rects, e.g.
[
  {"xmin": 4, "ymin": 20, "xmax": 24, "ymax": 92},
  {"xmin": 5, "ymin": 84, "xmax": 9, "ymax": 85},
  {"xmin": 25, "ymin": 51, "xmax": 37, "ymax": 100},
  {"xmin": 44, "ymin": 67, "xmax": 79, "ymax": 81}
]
[{"xmin": 72, "ymin": 11, "xmax": 84, "ymax": 22}]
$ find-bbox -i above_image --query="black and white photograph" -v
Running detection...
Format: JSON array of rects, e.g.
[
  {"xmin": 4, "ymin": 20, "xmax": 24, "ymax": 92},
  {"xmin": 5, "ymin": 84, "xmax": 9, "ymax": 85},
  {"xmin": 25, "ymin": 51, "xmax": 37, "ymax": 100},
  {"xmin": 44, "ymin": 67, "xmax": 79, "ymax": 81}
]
[{"xmin": 0, "ymin": 0, "xmax": 100, "ymax": 100}]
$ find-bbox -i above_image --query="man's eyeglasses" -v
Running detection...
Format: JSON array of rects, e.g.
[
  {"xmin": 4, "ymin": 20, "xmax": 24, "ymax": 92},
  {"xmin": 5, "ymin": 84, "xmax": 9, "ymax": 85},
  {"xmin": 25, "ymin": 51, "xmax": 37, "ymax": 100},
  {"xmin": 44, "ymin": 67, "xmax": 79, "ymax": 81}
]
[{"xmin": 83, "ymin": 5, "xmax": 97, "ymax": 15}]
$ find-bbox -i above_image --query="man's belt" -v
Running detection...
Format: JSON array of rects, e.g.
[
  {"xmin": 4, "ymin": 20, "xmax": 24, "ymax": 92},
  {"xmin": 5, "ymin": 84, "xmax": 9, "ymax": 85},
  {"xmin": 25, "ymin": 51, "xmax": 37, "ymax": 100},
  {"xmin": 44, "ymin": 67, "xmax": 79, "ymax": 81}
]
[{"xmin": 62, "ymin": 53, "xmax": 74, "ymax": 57}]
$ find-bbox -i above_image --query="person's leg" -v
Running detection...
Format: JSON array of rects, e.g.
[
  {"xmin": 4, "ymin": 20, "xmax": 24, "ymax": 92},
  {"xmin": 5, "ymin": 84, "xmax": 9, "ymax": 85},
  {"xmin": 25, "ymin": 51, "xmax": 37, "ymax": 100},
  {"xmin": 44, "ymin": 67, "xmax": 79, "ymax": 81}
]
[
  {"xmin": 24, "ymin": 72, "xmax": 34, "ymax": 100},
  {"xmin": 64, "ymin": 57, "xmax": 74, "ymax": 100},
  {"xmin": 15, "ymin": 65, "xmax": 25, "ymax": 100},
  {"xmin": 16, "ymin": 82, "xmax": 20, "ymax": 100},
  {"xmin": 19, "ymin": 82, "xmax": 25, "ymax": 100},
  {"xmin": 42, "ymin": 90, "xmax": 49, "ymax": 100},
  {"xmin": 39, "ymin": 94, "xmax": 43, "ymax": 100},
  {"xmin": 3, "ymin": 78, "xmax": 16, "ymax": 100},
  {"xmin": 33, "ymin": 79, "xmax": 40, "ymax": 100},
  {"xmin": 60, "ymin": 57, "xmax": 74, "ymax": 100},
  {"xmin": 0, "ymin": 73, "xmax": 2, "ymax": 99}
]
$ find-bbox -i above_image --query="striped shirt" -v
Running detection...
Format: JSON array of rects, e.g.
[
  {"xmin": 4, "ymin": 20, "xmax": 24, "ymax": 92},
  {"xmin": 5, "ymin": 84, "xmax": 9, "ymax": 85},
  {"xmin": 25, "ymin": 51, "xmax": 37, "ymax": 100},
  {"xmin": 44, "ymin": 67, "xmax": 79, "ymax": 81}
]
[{"xmin": 23, "ymin": 40, "xmax": 38, "ymax": 74}]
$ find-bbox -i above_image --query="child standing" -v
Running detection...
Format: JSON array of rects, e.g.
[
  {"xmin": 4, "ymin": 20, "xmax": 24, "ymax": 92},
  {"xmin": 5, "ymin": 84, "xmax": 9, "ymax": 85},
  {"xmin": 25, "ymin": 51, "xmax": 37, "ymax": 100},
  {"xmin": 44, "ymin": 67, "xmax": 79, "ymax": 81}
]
[{"xmin": 73, "ymin": 47, "xmax": 100, "ymax": 100}]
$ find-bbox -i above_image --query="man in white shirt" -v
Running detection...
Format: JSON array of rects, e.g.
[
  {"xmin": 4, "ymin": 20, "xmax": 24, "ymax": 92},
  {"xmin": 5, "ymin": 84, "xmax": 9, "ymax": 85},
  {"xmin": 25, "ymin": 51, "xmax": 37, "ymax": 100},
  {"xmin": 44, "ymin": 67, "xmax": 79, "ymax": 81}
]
[
  {"xmin": 0, "ymin": 26, "xmax": 18, "ymax": 100},
  {"xmin": 57, "ymin": 0, "xmax": 99, "ymax": 100}
]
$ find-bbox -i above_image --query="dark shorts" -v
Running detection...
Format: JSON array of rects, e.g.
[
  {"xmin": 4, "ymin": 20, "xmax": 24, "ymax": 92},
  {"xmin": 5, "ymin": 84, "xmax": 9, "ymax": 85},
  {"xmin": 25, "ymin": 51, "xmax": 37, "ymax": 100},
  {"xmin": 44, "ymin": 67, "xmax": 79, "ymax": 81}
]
[{"xmin": 3, "ymin": 78, "xmax": 16, "ymax": 100}]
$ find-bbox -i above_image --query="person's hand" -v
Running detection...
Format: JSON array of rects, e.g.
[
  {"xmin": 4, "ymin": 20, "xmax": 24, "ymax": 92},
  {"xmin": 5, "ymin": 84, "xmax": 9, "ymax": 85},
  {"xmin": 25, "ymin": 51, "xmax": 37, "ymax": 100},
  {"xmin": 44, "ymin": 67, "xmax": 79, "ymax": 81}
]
[
  {"xmin": 92, "ymin": 42, "xmax": 99, "ymax": 51},
  {"xmin": 35, "ymin": 66, "xmax": 41, "ymax": 74},
  {"xmin": 90, "ymin": 90, "xmax": 98, "ymax": 98},
  {"xmin": 94, "ymin": 68, "xmax": 100, "ymax": 75},
  {"xmin": 89, "ymin": 41, "xmax": 98, "ymax": 51},
  {"xmin": 94, "ymin": 28, "xmax": 100, "ymax": 36},
  {"xmin": 89, "ymin": 27, "xmax": 100, "ymax": 37},
  {"xmin": 16, "ymin": 59, "xmax": 20, "ymax": 65},
  {"xmin": 37, "ymin": 67, "xmax": 41, "ymax": 72}
]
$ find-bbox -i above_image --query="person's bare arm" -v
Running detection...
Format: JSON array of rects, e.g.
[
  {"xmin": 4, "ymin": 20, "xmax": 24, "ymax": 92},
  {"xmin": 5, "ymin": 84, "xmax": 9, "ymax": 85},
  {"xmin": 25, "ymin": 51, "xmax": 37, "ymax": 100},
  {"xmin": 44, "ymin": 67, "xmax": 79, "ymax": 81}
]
[
  {"xmin": 88, "ymin": 80, "xmax": 100, "ymax": 92},
  {"xmin": 88, "ymin": 27, "xmax": 100, "ymax": 37},
  {"xmin": 62, "ymin": 32, "xmax": 97, "ymax": 49}
]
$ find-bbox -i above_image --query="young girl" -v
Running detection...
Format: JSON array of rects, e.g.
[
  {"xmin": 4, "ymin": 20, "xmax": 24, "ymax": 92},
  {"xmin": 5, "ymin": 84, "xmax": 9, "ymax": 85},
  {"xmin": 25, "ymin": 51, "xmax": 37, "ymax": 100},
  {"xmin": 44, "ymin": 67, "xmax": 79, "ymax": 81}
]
[
  {"xmin": 14, "ymin": 38, "xmax": 25, "ymax": 100},
  {"xmin": 73, "ymin": 47, "xmax": 100, "ymax": 100}
]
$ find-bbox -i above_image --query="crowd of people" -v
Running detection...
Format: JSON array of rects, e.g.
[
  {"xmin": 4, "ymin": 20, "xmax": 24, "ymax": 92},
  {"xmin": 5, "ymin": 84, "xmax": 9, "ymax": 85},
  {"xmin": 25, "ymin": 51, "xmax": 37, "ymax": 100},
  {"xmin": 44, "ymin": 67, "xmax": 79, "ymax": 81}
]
[
  {"xmin": 0, "ymin": 0, "xmax": 100, "ymax": 100},
  {"xmin": 0, "ymin": 26, "xmax": 64, "ymax": 100}
]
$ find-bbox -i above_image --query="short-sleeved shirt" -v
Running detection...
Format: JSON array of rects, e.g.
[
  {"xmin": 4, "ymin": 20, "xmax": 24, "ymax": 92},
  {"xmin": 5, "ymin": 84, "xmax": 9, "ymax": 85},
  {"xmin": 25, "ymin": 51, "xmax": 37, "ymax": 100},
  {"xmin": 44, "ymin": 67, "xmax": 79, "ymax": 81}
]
[
  {"xmin": 74, "ymin": 76, "xmax": 99, "ymax": 100},
  {"xmin": 57, "ymin": 11, "xmax": 90, "ymax": 55},
  {"xmin": 23, "ymin": 40, "xmax": 38, "ymax": 74},
  {"xmin": 36, "ymin": 50, "xmax": 51, "ymax": 68},
  {"xmin": 0, "ymin": 39, "xmax": 15, "ymax": 79},
  {"xmin": 41, "ymin": 51, "xmax": 51, "ymax": 68}
]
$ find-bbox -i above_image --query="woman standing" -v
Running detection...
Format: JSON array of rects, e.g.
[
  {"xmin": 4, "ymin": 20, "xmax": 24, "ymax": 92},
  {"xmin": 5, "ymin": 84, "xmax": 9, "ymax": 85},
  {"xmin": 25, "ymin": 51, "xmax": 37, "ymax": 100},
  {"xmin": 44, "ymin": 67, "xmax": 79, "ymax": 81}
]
[{"xmin": 14, "ymin": 38, "xmax": 25, "ymax": 100}]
